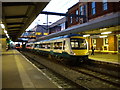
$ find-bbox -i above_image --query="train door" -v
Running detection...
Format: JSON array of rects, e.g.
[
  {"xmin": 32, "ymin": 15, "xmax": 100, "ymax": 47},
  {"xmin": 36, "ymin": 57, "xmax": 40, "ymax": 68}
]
[{"xmin": 118, "ymin": 35, "xmax": 120, "ymax": 53}]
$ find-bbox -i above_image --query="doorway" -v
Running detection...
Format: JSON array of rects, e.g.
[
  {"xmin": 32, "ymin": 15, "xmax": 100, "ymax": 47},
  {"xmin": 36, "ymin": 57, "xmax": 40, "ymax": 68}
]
[{"xmin": 118, "ymin": 35, "xmax": 120, "ymax": 53}]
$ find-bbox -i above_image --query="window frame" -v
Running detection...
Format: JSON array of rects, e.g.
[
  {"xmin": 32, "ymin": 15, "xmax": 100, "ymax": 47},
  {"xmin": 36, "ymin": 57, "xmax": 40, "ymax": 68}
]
[
  {"xmin": 92, "ymin": 39, "xmax": 96, "ymax": 46},
  {"xmin": 76, "ymin": 10, "xmax": 79, "ymax": 22},
  {"xmin": 54, "ymin": 42, "xmax": 63, "ymax": 49},
  {"xmin": 104, "ymin": 38, "xmax": 108, "ymax": 46},
  {"xmin": 103, "ymin": 0, "xmax": 108, "ymax": 11},
  {"xmin": 80, "ymin": 6, "xmax": 83, "ymax": 15},
  {"xmin": 70, "ymin": 16, "xmax": 73, "ymax": 24},
  {"xmin": 91, "ymin": 2, "xmax": 96, "ymax": 15},
  {"xmin": 70, "ymin": 38, "xmax": 87, "ymax": 50}
]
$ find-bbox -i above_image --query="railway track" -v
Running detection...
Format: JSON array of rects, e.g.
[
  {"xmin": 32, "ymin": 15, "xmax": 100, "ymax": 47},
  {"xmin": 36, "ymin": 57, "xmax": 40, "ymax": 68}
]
[
  {"xmin": 20, "ymin": 51, "xmax": 83, "ymax": 89},
  {"xmin": 20, "ymin": 50, "xmax": 120, "ymax": 89},
  {"xmin": 71, "ymin": 65, "xmax": 120, "ymax": 88}
]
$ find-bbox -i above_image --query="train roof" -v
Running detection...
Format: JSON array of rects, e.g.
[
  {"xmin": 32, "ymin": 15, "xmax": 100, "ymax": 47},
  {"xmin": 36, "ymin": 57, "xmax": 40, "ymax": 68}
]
[{"xmin": 37, "ymin": 34, "xmax": 83, "ymax": 42}]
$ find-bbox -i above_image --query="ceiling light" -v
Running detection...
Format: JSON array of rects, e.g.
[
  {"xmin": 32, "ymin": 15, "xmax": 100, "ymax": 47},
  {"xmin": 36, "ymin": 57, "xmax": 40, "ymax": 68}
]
[
  {"xmin": 83, "ymin": 35, "xmax": 90, "ymax": 37},
  {"xmin": 101, "ymin": 32, "xmax": 112, "ymax": 34},
  {"xmin": 99, "ymin": 36, "xmax": 107, "ymax": 38},
  {"xmin": 1, "ymin": 24, "xmax": 5, "ymax": 29},
  {"xmin": 4, "ymin": 30, "xmax": 7, "ymax": 34},
  {"xmin": 6, "ymin": 33, "xmax": 10, "ymax": 38}
]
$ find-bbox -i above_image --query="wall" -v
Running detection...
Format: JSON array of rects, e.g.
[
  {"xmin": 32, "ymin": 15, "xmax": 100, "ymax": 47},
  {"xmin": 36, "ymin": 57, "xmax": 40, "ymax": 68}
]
[
  {"xmin": 88, "ymin": 2, "xmax": 120, "ymax": 20},
  {"xmin": 96, "ymin": 38, "xmax": 103, "ymax": 50},
  {"xmin": 67, "ymin": 2, "xmax": 79, "ymax": 27},
  {"xmin": 67, "ymin": 2, "xmax": 120, "ymax": 27},
  {"xmin": 108, "ymin": 35, "xmax": 117, "ymax": 51}
]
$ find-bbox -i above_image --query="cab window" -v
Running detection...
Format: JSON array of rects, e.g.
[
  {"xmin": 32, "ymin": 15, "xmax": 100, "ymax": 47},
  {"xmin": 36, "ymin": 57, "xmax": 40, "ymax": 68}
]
[{"xmin": 70, "ymin": 38, "xmax": 87, "ymax": 49}]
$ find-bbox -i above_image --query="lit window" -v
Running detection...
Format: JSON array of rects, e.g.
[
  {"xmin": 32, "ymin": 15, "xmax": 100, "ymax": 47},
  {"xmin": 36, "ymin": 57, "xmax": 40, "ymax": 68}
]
[
  {"xmin": 60, "ymin": 23, "xmax": 65, "ymax": 30},
  {"xmin": 103, "ymin": 0, "xmax": 108, "ymax": 11},
  {"xmin": 91, "ymin": 2, "xmax": 96, "ymax": 15},
  {"xmin": 76, "ymin": 10, "xmax": 79, "ymax": 22},
  {"xmin": 104, "ymin": 38, "xmax": 108, "ymax": 45},
  {"xmin": 70, "ymin": 16, "xmax": 72, "ymax": 24},
  {"xmin": 80, "ymin": 5, "xmax": 86, "ymax": 15},
  {"xmin": 92, "ymin": 39, "xmax": 96, "ymax": 45},
  {"xmin": 80, "ymin": 6, "xmax": 83, "ymax": 15}
]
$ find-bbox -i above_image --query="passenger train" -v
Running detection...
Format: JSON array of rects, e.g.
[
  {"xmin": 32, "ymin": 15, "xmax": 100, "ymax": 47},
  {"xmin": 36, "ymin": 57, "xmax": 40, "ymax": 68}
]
[{"xmin": 26, "ymin": 34, "xmax": 89, "ymax": 64}]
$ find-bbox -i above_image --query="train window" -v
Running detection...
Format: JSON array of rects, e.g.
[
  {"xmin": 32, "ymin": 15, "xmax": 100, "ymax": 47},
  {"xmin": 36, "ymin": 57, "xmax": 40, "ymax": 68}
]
[
  {"xmin": 47, "ymin": 43, "xmax": 50, "ymax": 49},
  {"xmin": 70, "ymin": 38, "xmax": 87, "ymax": 49},
  {"xmin": 39, "ymin": 44, "xmax": 42, "ymax": 48},
  {"xmin": 54, "ymin": 42, "xmax": 62, "ymax": 49},
  {"xmin": 35, "ymin": 44, "xmax": 39, "ymax": 48},
  {"xmin": 35, "ymin": 44, "xmax": 37, "ymax": 47},
  {"xmin": 26, "ymin": 45, "xmax": 31, "ymax": 47},
  {"xmin": 16, "ymin": 44, "xmax": 20, "ymax": 47},
  {"xmin": 50, "ymin": 43, "xmax": 54, "ymax": 49},
  {"xmin": 41, "ymin": 44, "xmax": 47, "ymax": 48},
  {"xmin": 40, "ymin": 43, "xmax": 50, "ymax": 49}
]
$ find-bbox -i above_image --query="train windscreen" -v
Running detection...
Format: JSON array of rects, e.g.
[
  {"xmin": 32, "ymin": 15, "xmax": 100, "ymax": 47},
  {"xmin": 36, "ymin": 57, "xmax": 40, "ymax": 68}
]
[
  {"xmin": 70, "ymin": 38, "xmax": 87, "ymax": 49},
  {"xmin": 16, "ymin": 44, "xmax": 20, "ymax": 47}
]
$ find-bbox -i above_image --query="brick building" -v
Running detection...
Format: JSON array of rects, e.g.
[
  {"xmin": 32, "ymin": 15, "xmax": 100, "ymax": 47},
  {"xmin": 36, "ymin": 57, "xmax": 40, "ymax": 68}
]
[
  {"xmin": 49, "ymin": 17, "xmax": 66, "ymax": 34},
  {"xmin": 67, "ymin": 1, "xmax": 120, "ymax": 53}
]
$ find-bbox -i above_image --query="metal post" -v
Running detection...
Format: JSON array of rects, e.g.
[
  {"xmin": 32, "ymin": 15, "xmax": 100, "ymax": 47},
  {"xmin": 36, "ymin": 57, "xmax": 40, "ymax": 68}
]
[{"xmin": 47, "ymin": 14, "xmax": 49, "ymax": 34}]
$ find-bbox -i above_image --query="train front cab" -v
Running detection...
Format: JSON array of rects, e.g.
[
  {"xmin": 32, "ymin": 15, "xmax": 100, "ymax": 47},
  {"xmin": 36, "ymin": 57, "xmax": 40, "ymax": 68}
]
[
  {"xmin": 15, "ymin": 44, "xmax": 22, "ymax": 51},
  {"xmin": 64, "ymin": 36, "xmax": 89, "ymax": 62}
]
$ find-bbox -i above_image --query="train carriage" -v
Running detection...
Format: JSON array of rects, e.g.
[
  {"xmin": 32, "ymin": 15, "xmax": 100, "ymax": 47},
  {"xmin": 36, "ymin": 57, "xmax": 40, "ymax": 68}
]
[{"xmin": 28, "ymin": 34, "xmax": 89, "ymax": 64}]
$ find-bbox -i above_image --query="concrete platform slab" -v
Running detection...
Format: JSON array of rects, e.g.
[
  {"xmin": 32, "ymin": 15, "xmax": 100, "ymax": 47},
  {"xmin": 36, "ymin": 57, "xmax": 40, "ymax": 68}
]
[
  {"xmin": 2, "ymin": 50, "xmax": 58, "ymax": 89},
  {"xmin": 89, "ymin": 53, "xmax": 120, "ymax": 64}
]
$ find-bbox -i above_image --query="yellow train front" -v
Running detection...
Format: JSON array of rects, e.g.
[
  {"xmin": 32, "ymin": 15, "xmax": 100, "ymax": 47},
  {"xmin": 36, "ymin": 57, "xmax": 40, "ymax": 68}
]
[{"xmin": 33, "ymin": 34, "xmax": 89, "ymax": 64}]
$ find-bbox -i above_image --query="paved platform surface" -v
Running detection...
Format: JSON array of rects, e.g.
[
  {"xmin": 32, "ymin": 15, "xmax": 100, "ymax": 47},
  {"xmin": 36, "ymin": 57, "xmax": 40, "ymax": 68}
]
[
  {"xmin": 1, "ymin": 49, "xmax": 119, "ymax": 89},
  {"xmin": 1, "ymin": 50, "xmax": 58, "ymax": 89},
  {"xmin": 89, "ymin": 53, "xmax": 120, "ymax": 64}
]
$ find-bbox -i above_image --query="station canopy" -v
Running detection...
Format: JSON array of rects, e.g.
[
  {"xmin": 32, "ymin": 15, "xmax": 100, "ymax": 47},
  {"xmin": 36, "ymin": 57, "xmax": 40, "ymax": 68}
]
[{"xmin": 2, "ymin": 2, "xmax": 49, "ymax": 41}]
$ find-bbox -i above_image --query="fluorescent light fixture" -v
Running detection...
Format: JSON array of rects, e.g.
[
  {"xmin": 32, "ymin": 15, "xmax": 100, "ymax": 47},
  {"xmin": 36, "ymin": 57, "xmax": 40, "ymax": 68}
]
[
  {"xmin": 6, "ymin": 33, "xmax": 10, "ymax": 38},
  {"xmin": 4, "ymin": 30, "xmax": 7, "ymax": 34},
  {"xmin": 99, "ymin": 36, "xmax": 107, "ymax": 38},
  {"xmin": 83, "ymin": 35, "xmax": 90, "ymax": 37},
  {"xmin": 101, "ymin": 31, "xmax": 112, "ymax": 34},
  {"xmin": 1, "ymin": 24, "xmax": 5, "ymax": 29}
]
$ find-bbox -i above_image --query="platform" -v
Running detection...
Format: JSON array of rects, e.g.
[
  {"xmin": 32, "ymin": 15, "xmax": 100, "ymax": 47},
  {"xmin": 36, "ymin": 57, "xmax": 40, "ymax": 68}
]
[
  {"xmin": 1, "ymin": 49, "xmax": 58, "ymax": 89},
  {"xmin": 1, "ymin": 49, "xmax": 120, "ymax": 89},
  {"xmin": 89, "ymin": 53, "xmax": 120, "ymax": 64}
]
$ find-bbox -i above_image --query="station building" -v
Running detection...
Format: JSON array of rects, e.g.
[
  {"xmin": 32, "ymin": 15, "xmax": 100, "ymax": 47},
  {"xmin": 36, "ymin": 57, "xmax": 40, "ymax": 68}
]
[
  {"xmin": 67, "ymin": 1, "xmax": 120, "ymax": 54},
  {"xmin": 49, "ymin": 17, "xmax": 67, "ymax": 34}
]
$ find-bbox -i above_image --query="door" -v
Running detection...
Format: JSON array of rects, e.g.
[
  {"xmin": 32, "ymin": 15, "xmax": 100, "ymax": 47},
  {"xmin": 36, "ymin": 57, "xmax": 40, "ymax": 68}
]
[{"xmin": 118, "ymin": 35, "xmax": 120, "ymax": 53}]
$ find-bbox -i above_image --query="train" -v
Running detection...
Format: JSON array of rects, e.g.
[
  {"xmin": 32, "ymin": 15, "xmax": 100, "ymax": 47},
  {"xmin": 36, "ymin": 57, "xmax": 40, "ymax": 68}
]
[
  {"xmin": 25, "ymin": 34, "xmax": 89, "ymax": 64},
  {"xmin": 15, "ymin": 44, "xmax": 22, "ymax": 49}
]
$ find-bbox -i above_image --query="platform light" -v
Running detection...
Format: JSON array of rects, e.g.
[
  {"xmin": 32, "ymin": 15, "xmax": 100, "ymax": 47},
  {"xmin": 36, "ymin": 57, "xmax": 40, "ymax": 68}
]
[
  {"xmin": 101, "ymin": 31, "xmax": 112, "ymax": 34},
  {"xmin": 4, "ymin": 30, "xmax": 7, "ymax": 34},
  {"xmin": 1, "ymin": 24, "xmax": 5, "ymax": 29},
  {"xmin": 83, "ymin": 35, "xmax": 90, "ymax": 37},
  {"xmin": 6, "ymin": 33, "xmax": 10, "ymax": 38},
  {"xmin": 99, "ymin": 36, "xmax": 107, "ymax": 38}
]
